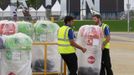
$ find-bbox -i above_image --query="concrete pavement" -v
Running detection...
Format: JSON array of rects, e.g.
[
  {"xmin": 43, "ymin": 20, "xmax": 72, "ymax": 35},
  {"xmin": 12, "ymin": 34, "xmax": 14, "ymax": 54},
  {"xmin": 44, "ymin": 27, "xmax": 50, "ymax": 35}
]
[{"xmin": 110, "ymin": 32, "xmax": 134, "ymax": 75}]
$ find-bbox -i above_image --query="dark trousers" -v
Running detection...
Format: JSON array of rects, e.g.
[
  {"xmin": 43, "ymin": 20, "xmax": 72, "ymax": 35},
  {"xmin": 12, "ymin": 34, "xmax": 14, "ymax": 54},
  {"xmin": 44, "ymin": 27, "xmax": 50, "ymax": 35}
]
[
  {"xmin": 61, "ymin": 53, "xmax": 78, "ymax": 75},
  {"xmin": 100, "ymin": 48, "xmax": 113, "ymax": 75}
]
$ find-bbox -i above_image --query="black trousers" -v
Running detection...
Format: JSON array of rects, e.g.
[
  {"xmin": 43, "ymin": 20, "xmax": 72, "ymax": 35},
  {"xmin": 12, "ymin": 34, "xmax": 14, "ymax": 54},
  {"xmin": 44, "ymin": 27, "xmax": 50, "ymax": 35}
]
[
  {"xmin": 61, "ymin": 53, "xmax": 78, "ymax": 75},
  {"xmin": 100, "ymin": 48, "xmax": 113, "ymax": 75}
]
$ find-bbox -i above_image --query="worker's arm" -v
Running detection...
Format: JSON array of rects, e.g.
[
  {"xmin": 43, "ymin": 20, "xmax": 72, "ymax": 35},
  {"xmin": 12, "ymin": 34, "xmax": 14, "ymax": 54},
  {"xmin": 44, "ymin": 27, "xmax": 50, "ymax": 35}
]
[
  {"xmin": 106, "ymin": 35, "xmax": 110, "ymax": 42},
  {"xmin": 68, "ymin": 29, "xmax": 86, "ymax": 53},
  {"xmin": 69, "ymin": 39, "xmax": 86, "ymax": 53},
  {"xmin": 103, "ymin": 35, "xmax": 110, "ymax": 46}
]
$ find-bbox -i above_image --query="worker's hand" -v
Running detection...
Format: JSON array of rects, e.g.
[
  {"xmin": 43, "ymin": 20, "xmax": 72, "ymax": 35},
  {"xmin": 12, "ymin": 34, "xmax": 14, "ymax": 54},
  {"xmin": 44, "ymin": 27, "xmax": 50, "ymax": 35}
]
[
  {"xmin": 101, "ymin": 45, "xmax": 105, "ymax": 50},
  {"xmin": 81, "ymin": 48, "xmax": 87, "ymax": 53}
]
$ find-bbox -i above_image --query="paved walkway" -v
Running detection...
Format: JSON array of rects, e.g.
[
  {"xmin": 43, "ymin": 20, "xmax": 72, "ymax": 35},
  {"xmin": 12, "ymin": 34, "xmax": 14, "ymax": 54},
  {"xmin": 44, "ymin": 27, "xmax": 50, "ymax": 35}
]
[{"xmin": 110, "ymin": 32, "xmax": 134, "ymax": 75}]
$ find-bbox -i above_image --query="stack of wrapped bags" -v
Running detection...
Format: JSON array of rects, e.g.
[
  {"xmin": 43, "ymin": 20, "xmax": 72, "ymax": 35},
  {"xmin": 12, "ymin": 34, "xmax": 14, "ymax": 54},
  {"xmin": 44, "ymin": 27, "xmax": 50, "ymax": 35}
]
[
  {"xmin": 0, "ymin": 33, "xmax": 32, "ymax": 75},
  {"xmin": 0, "ymin": 20, "xmax": 33, "ymax": 75}
]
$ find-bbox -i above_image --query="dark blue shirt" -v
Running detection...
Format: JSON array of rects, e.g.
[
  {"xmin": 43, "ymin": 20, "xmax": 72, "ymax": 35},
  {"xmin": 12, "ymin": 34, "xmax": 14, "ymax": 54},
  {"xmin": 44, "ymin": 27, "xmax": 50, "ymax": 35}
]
[
  {"xmin": 100, "ymin": 24, "xmax": 110, "ymax": 36},
  {"xmin": 68, "ymin": 29, "xmax": 75, "ymax": 40},
  {"xmin": 65, "ymin": 24, "xmax": 75, "ymax": 40},
  {"xmin": 104, "ymin": 26, "xmax": 110, "ymax": 36}
]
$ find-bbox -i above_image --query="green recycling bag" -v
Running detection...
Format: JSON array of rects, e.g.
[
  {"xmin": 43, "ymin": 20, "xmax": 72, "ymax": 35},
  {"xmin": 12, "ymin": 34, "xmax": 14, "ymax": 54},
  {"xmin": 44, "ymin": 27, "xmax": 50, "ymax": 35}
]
[
  {"xmin": 17, "ymin": 21, "xmax": 33, "ymax": 37},
  {"xmin": 4, "ymin": 33, "xmax": 33, "ymax": 50},
  {"xmin": 34, "ymin": 21, "xmax": 59, "ymax": 42}
]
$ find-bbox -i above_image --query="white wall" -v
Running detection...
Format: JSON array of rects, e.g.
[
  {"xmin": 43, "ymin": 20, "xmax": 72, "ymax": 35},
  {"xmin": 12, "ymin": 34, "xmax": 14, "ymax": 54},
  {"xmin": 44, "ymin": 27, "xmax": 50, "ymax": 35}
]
[{"xmin": 124, "ymin": 0, "xmax": 134, "ymax": 11}]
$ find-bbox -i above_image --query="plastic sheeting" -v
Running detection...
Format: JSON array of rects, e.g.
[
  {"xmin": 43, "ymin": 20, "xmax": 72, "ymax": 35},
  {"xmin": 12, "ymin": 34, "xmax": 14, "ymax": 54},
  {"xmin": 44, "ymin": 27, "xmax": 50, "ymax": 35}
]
[
  {"xmin": 32, "ymin": 21, "xmax": 61, "ymax": 72},
  {"xmin": 34, "ymin": 21, "xmax": 59, "ymax": 42},
  {"xmin": 0, "ymin": 36, "xmax": 3, "ymax": 74},
  {"xmin": 0, "ymin": 37, "xmax": 4, "ymax": 74},
  {"xmin": 32, "ymin": 45, "xmax": 61, "ymax": 72},
  {"xmin": 0, "ymin": 36, "xmax": 5, "ymax": 49},
  {"xmin": 77, "ymin": 25, "xmax": 103, "ymax": 75},
  {"xmin": 0, "ymin": 20, "xmax": 16, "ymax": 35},
  {"xmin": 4, "ymin": 33, "xmax": 32, "ymax": 50},
  {"xmin": 0, "ymin": 48, "xmax": 1, "ymax": 74},
  {"xmin": 1, "ymin": 33, "xmax": 33, "ymax": 75},
  {"xmin": 16, "ymin": 21, "xmax": 34, "ymax": 37}
]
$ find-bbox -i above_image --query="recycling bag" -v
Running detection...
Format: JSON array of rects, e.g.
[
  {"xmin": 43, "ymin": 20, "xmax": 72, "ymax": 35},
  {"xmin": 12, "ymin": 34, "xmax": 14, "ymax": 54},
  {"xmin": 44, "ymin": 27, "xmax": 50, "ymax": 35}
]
[
  {"xmin": 1, "ymin": 33, "xmax": 33, "ymax": 75},
  {"xmin": 34, "ymin": 21, "xmax": 59, "ymax": 42},
  {"xmin": 32, "ymin": 45, "xmax": 61, "ymax": 72},
  {"xmin": 0, "ymin": 20, "xmax": 16, "ymax": 35},
  {"xmin": 32, "ymin": 21, "xmax": 61, "ymax": 72},
  {"xmin": 16, "ymin": 21, "xmax": 33, "ymax": 37},
  {"xmin": 77, "ymin": 25, "xmax": 103, "ymax": 75},
  {"xmin": 0, "ymin": 36, "xmax": 5, "ymax": 49}
]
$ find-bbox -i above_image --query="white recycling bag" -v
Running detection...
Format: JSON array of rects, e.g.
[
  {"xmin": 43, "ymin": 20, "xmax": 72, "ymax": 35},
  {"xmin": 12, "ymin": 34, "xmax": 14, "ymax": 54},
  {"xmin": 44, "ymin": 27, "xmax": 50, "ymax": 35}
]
[
  {"xmin": 1, "ymin": 33, "xmax": 33, "ymax": 75},
  {"xmin": 0, "ymin": 50, "xmax": 1, "ymax": 74},
  {"xmin": 0, "ymin": 36, "xmax": 5, "ymax": 74},
  {"xmin": 77, "ymin": 25, "xmax": 103, "ymax": 75},
  {"xmin": 47, "ymin": 45, "xmax": 61, "ymax": 72},
  {"xmin": 32, "ymin": 21, "xmax": 61, "ymax": 72},
  {"xmin": 0, "ymin": 51, "xmax": 1, "ymax": 74}
]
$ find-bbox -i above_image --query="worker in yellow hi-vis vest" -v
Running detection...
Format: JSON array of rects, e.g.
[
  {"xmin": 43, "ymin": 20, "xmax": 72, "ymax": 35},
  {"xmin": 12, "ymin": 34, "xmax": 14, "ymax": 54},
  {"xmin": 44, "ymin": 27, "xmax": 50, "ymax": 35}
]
[
  {"xmin": 58, "ymin": 16, "xmax": 87, "ymax": 75},
  {"xmin": 92, "ymin": 14, "xmax": 113, "ymax": 75}
]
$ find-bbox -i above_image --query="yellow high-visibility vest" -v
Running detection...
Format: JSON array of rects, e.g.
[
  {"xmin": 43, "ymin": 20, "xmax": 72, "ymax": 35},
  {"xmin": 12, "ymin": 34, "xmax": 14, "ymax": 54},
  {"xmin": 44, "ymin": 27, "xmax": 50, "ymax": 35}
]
[
  {"xmin": 101, "ymin": 23, "xmax": 110, "ymax": 49},
  {"xmin": 57, "ymin": 26, "xmax": 76, "ymax": 54}
]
